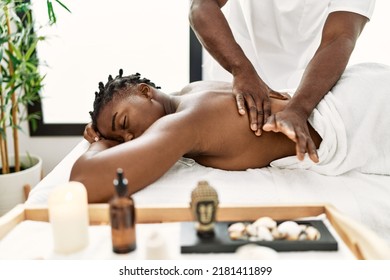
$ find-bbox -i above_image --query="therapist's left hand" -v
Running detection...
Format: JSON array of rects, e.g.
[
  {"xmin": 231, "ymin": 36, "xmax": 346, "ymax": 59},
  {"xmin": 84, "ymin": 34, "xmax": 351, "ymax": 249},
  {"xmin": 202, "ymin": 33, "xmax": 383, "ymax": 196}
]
[
  {"xmin": 233, "ymin": 71, "xmax": 288, "ymax": 136},
  {"xmin": 263, "ymin": 108, "xmax": 319, "ymax": 163}
]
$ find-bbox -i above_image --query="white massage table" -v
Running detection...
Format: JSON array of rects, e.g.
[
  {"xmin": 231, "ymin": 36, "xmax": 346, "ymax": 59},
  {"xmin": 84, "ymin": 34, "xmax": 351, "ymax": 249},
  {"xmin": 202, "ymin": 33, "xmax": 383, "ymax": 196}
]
[{"xmin": 26, "ymin": 139, "xmax": 390, "ymax": 245}]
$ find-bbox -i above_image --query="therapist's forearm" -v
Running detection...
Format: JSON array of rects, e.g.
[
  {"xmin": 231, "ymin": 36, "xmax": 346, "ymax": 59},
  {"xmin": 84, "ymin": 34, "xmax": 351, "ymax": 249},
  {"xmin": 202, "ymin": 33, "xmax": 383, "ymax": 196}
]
[
  {"xmin": 286, "ymin": 36, "xmax": 355, "ymax": 118},
  {"xmin": 287, "ymin": 11, "xmax": 367, "ymax": 118},
  {"xmin": 189, "ymin": 0, "xmax": 255, "ymax": 76}
]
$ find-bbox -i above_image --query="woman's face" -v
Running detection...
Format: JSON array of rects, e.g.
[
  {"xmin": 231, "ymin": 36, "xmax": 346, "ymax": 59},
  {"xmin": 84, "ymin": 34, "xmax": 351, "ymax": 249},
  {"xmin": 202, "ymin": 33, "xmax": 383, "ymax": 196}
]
[{"xmin": 96, "ymin": 88, "xmax": 164, "ymax": 143}]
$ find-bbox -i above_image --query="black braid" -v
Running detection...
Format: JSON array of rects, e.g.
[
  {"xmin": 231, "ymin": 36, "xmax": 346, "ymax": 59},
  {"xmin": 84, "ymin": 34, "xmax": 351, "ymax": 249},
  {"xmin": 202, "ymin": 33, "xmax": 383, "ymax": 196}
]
[{"xmin": 89, "ymin": 69, "xmax": 160, "ymax": 130}]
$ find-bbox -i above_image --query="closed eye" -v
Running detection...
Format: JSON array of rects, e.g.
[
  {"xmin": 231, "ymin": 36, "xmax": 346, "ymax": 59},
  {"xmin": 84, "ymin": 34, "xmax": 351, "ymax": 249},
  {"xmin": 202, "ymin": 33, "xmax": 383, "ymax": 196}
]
[{"xmin": 122, "ymin": 116, "xmax": 127, "ymax": 130}]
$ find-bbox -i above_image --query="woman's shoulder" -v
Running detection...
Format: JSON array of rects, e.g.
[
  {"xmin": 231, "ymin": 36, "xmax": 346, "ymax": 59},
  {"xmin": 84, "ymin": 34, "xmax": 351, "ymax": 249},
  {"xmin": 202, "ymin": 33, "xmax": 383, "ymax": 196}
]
[{"xmin": 177, "ymin": 80, "xmax": 232, "ymax": 96}]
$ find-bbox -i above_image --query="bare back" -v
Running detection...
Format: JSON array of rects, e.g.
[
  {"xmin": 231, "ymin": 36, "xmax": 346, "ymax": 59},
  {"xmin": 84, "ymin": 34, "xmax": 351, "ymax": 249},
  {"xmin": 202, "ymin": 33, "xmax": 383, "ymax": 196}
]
[{"xmin": 176, "ymin": 89, "xmax": 321, "ymax": 170}]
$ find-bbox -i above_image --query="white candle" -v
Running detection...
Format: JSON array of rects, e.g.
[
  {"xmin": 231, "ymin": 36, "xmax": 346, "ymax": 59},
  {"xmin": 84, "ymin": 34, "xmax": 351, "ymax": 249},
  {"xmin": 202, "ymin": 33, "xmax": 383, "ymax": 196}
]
[
  {"xmin": 48, "ymin": 181, "xmax": 89, "ymax": 254},
  {"xmin": 145, "ymin": 231, "xmax": 169, "ymax": 260}
]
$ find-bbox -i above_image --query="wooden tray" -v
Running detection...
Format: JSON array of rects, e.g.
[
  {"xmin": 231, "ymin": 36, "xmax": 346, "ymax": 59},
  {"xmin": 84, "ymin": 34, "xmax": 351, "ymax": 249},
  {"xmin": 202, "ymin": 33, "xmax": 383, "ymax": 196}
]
[{"xmin": 1, "ymin": 203, "xmax": 389, "ymax": 259}]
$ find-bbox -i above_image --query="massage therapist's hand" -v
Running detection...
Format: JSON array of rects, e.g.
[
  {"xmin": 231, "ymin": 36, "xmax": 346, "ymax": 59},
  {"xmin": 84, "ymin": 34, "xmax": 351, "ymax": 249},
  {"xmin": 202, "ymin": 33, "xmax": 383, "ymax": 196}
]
[
  {"xmin": 83, "ymin": 122, "xmax": 102, "ymax": 144},
  {"xmin": 233, "ymin": 70, "xmax": 289, "ymax": 136},
  {"xmin": 263, "ymin": 108, "xmax": 319, "ymax": 163}
]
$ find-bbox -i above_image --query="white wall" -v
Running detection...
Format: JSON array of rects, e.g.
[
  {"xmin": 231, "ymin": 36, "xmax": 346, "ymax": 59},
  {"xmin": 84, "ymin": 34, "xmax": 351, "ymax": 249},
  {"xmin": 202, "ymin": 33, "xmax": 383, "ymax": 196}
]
[
  {"xmin": 8, "ymin": 122, "xmax": 82, "ymax": 176},
  {"xmin": 348, "ymin": 0, "xmax": 390, "ymax": 65}
]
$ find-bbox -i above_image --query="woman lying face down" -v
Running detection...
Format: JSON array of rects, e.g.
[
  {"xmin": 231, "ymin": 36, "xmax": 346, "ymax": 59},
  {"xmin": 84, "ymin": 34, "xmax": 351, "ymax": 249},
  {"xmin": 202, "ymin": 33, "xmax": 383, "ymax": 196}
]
[{"xmin": 71, "ymin": 70, "xmax": 321, "ymax": 203}]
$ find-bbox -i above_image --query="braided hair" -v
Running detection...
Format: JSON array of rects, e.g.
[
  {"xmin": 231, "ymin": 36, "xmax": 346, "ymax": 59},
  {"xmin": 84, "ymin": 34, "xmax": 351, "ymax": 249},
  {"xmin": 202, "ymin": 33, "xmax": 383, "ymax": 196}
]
[{"xmin": 89, "ymin": 69, "xmax": 160, "ymax": 130}]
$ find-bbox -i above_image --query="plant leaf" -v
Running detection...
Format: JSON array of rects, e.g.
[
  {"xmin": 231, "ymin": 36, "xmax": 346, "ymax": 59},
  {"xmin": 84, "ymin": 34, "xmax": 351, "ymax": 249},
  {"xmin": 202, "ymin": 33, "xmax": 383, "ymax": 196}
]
[
  {"xmin": 25, "ymin": 39, "xmax": 38, "ymax": 61},
  {"xmin": 54, "ymin": 0, "xmax": 71, "ymax": 13},
  {"xmin": 8, "ymin": 41, "xmax": 22, "ymax": 61},
  {"xmin": 47, "ymin": 0, "xmax": 57, "ymax": 24}
]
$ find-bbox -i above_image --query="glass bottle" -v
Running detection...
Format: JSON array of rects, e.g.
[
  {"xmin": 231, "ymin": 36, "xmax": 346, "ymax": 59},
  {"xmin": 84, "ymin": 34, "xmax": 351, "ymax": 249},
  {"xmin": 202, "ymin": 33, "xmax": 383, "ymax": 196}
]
[{"xmin": 109, "ymin": 168, "xmax": 136, "ymax": 253}]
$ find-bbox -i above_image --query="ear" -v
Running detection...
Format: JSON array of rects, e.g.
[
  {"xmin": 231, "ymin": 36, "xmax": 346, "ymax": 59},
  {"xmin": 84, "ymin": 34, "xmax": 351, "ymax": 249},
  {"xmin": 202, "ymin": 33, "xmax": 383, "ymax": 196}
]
[{"xmin": 137, "ymin": 83, "xmax": 153, "ymax": 99}]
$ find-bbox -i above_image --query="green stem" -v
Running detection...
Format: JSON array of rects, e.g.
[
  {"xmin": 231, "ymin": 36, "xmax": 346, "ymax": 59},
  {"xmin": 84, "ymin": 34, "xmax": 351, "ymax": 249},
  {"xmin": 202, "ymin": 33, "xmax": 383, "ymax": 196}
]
[{"xmin": 4, "ymin": 5, "xmax": 20, "ymax": 172}]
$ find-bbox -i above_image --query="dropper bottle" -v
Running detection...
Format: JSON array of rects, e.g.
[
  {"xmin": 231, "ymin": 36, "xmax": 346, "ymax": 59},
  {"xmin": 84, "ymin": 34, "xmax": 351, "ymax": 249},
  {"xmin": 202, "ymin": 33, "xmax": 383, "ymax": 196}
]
[{"xmin": 109, "ymin": 168, "xmax": 136, "ymax": 253}]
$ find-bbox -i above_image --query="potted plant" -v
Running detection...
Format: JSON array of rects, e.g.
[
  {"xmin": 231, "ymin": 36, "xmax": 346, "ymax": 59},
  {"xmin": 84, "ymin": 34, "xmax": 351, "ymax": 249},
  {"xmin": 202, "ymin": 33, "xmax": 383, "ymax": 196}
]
[{"xmin": 0, "ymin": 0, "xmax": 70, "ymax": 216}]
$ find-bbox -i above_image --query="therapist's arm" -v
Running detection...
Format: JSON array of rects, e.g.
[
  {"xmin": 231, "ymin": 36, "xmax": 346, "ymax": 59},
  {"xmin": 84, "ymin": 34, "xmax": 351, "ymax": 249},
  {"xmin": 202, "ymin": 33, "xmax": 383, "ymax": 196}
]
[
  {"xmin": 189, "ymin": 0, "xmax": 286, "ymax": 136},
  {"xmin": 263, "ymin": 11, "xmax": 368, "ymax": 162}
]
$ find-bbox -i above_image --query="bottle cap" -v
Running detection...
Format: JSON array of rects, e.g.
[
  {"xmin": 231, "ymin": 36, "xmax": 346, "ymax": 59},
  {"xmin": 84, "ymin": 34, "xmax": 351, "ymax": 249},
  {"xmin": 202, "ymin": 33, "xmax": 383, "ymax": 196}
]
[{"xmin": 113, "ymin": 168, "xmax": 128, "ymax": 197}]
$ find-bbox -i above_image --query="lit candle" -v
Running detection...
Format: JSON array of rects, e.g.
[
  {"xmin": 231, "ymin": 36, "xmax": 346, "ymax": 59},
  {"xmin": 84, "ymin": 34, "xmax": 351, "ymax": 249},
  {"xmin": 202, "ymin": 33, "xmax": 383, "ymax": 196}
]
[{"xmin": 48, "ymin": 181, "xmax": 89, "ymax": 254}]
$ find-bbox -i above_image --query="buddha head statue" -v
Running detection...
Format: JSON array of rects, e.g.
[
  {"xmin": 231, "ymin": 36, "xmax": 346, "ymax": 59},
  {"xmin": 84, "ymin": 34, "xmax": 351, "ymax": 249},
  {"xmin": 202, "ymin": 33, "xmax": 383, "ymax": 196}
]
[{"xmin": 190, "ymin": 180, "xmax": 219, "ymax": 238}]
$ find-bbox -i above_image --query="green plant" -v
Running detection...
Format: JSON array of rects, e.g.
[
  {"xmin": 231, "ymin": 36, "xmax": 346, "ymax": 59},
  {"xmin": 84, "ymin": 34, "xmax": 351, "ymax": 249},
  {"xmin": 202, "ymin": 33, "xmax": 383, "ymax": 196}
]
[{"xmin": 0, "ymin": 0, "xmax": 69, "ymax": 174}]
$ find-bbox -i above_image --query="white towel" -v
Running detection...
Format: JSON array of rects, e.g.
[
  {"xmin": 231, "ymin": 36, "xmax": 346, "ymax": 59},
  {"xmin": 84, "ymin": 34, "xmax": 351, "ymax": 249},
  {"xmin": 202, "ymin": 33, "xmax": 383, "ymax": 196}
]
[{"xmin": 271, "ymin": 63, "xmax": 390, "ymax": 176}]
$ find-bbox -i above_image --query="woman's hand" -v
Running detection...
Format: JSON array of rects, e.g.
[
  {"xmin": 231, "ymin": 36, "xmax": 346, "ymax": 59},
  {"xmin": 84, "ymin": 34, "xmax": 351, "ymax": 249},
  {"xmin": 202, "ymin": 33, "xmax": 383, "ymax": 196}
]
[{"xmin": 83, "ymin": 123, "xmax": 101, "ymax": 143}]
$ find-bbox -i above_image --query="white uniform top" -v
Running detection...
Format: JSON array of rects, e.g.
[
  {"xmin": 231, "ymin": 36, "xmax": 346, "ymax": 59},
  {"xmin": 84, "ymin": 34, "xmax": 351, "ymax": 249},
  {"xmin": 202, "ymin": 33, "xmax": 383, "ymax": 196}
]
[{"xmin": 202, "ymin": 0, "xmax": 376, "ymax": 89}]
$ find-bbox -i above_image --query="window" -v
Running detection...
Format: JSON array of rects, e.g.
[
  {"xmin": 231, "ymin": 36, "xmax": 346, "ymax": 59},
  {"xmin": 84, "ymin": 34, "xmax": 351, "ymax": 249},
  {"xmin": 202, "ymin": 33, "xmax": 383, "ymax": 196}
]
[{"xmin": 30, "ymin": 0, "xmax": 201, "ymax": 135}]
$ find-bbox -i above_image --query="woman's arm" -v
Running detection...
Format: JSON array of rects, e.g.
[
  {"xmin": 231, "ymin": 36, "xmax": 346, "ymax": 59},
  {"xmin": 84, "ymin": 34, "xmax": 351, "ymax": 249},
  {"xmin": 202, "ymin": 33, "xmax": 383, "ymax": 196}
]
[{"xmin": 70, "ymin": 112, "xmax": 198, "ymax": 203}]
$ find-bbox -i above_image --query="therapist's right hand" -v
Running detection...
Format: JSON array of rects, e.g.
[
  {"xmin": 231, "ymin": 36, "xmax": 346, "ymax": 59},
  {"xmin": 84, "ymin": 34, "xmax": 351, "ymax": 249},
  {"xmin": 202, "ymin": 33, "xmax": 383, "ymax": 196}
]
[
  {"xmin": 83, "ymin": 123, "xmax": 102, "ymax": 144},
  {"xmin": 233, "ymin": 70, "xmax": 288, "ymax": 136}
]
